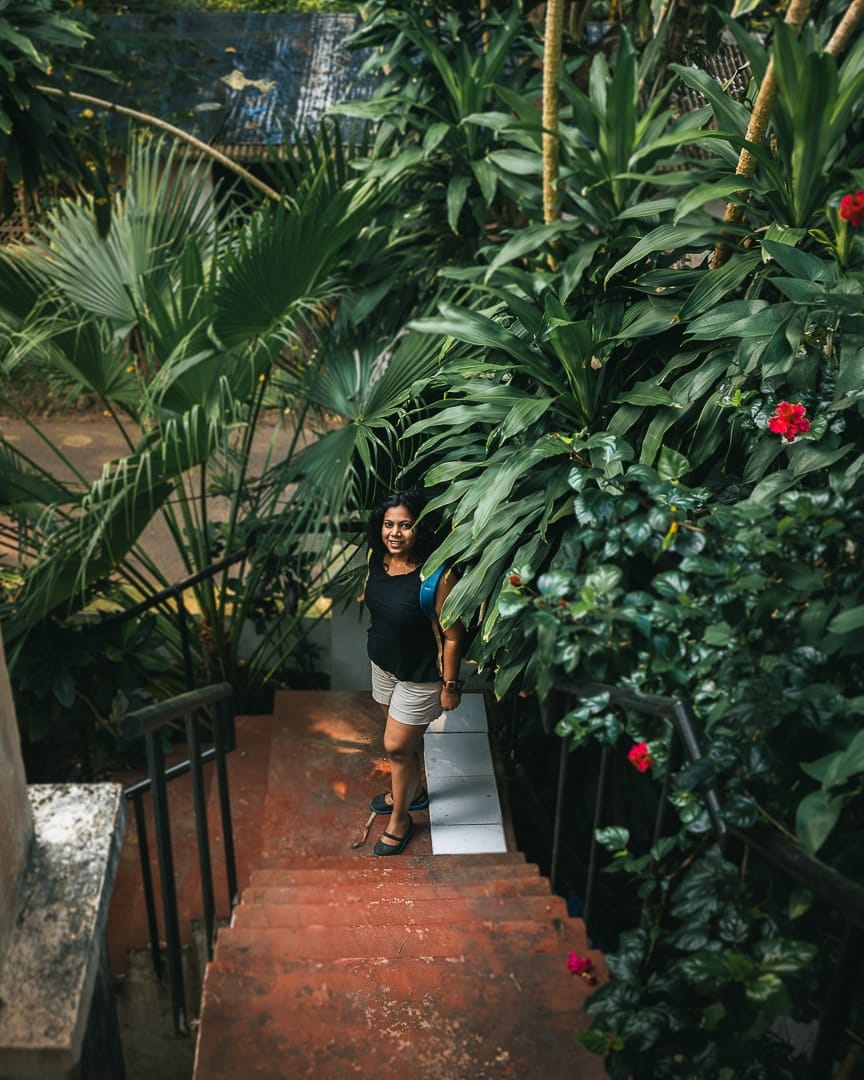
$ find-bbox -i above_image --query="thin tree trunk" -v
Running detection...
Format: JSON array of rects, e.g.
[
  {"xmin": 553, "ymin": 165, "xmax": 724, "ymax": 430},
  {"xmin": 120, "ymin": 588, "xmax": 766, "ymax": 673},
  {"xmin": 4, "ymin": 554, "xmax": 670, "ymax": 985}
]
[
  {"xmin": 37, "ymin": 86, "xmax": 283, "ymax": 204},
  {"xmin": 543, "ymin": 0, "xmax": 565, "ymax": 244},
  {"xmin": 825, "ymin": 0, "xmax": 864, "ymax": 57},
  {"xmin": 710, "ymin": 0, "xmax": 812, "ymax": 268}
]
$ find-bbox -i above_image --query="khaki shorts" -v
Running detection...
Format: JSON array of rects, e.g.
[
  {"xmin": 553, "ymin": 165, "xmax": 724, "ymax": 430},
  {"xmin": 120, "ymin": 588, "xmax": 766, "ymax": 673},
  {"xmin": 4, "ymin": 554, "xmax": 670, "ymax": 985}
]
[{"xmin": 370, "ymin": 662, "xmax": 443, "ymax": 726}]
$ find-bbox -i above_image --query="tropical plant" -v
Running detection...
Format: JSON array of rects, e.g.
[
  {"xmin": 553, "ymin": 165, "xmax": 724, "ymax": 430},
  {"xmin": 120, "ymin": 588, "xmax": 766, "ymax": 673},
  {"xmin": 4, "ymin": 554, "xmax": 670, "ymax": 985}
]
[
  {"xmin": 0, "ymin": 128, "xmax": 382, "ymax": 724},
  {"xmin": 0, "ymin": 0, "xmax": 111, "ymax": 228},
  {"xmin": 320, "ymin": 3, "xmax": 864, "ymax": 1072},
  {"xmin": 340, "ymin": 1, "xmax": 538, "ymax": 264}
]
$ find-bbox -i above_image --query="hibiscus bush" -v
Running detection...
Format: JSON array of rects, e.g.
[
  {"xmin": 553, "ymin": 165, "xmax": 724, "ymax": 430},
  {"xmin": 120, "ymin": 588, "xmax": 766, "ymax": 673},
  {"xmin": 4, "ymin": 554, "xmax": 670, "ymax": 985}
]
[{"xmin": 490, "ymin": 434, "xmax": 864, "ymax": 1075}]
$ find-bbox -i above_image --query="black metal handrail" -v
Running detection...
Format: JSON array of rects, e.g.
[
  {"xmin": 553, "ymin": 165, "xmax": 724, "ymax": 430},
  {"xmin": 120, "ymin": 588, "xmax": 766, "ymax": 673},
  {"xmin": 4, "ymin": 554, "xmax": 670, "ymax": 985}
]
[
  {"xmin": 103, "ymin": 544, "xmax": 256, "ymax": 692},
  {"xmin": 101, "ymin": 519, "xmax": 363, "ymax": 692},
  {"xmin": 542, "ymin": 679, "xmax": 864, "ymax": 1078},
  {"xmin": 120, "ymin": 682, "xmax": 237, "ymax": 1036}
]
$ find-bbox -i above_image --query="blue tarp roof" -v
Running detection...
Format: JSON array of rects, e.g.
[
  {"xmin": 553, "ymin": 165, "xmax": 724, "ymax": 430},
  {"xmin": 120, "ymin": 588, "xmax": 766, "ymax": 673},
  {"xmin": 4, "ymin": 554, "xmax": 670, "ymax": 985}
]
[{"xmin": 89, "ymin": 12, "xmax": 373, "ymax": 148}]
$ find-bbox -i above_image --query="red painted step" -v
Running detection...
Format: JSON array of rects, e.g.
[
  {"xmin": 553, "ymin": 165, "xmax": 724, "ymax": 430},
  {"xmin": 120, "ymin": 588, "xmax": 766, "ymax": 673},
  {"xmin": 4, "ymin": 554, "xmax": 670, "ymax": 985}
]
[
  {"xmin": 214, "ymin": 916, "xmax": 583, "ymax": 967},
  {"xmin": 194, "ymin": 952, "xmax": 606, "ymax": 1079},
  {"xmin": 241, "ymin": 876, "xmax": 555, "ymax": 908},
  {"xmin": 254, "ymin": 852, "xmax": 529, "ymax": 871},
  {"xmin": 232, "ymin": 893, "xmax": 569, "ymax": 929},
  {"xmin": 189, "ymin": 693, "xmax": 605, "ymax": 1078},
  {"xmin": 248, "ymin": 859, "xmax": 539, "ymax": 887}
]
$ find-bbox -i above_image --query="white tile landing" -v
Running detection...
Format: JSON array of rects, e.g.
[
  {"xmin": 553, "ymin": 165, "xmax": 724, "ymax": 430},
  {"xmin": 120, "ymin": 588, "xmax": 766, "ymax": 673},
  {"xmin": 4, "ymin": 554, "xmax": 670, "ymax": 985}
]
[{"xmin": 424, "ymin": 692, "xmax": 507, "ymax": 854}]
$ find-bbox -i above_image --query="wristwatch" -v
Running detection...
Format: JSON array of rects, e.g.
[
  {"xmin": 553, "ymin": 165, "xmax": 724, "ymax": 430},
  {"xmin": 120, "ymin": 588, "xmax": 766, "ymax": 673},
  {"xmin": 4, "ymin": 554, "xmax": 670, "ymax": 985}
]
[{"xmin": 443, "ymin": 680, "xmax": 462, "ymax": 691}]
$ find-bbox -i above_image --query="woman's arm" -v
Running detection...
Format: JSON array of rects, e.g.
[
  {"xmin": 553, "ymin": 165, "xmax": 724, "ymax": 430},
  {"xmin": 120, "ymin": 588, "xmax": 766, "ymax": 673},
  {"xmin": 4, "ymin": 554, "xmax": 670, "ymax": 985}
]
[{"xmin": 436, "ymin": 568, "xmax": 466, "ymax": 711}]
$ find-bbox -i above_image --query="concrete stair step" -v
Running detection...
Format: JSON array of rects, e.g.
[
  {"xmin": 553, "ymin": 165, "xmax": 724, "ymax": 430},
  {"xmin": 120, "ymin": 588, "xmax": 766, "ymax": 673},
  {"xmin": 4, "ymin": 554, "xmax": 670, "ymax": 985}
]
[
  {"xmin": 193, "ymin": 952, "xmax": 606, "ymax": 1080},
  {"xmin": 213, "ymin": 917, "xmax": 582, "ymax": 966},
  {"xmin": 231, "ymin": 893, "xmax": 568, "ymax": 929}
]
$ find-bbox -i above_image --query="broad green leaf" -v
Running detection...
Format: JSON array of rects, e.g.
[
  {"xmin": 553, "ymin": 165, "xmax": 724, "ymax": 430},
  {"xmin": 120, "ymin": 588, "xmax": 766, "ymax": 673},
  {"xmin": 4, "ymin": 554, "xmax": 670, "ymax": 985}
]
[
  {"xmin": 500, "ymin": 396, "xmax": 555, "ymax": 439},
  {"xmin": 677, "ymin": 252, "xmax": 762, "ymax": 322},
  {"xmin": 446, "ymin": 174, "xmax": 471, "ymax": 234},
  {"xmin": 423, "ymin": 121, "xmax": 451, "ymax": 154},
  {"xmin": 596, "ymin": 826, "xmax": 630, "ymax": 852},
  {"xmin": 762, "ymin": 239, "xmax": 833, "ymax": 280},
  {"xmin": 657, "ymin": 446, "xmax": 690, "ymax": 480},
  {"xmin": 795, "ymin": 789, "xmax": 841, "ymax": 854},
  {"xmin": 470, "ymin": 158, "xmax": 497, "ymax": 205},
  {"xmin": 827, "ymin": 605, "xmax": 864, "ymax": 635},
  {"xmin": 614, "ymin": 380, "xmax": 678, "ymax": 406},
  {"xmin": 788, "ymin": 441, "xmax": 853, "ymax": 478},
  {"xmin": 605, "ymin": 225, "xmax": 713, "ymax": 284},
  {"xmin": 410, "ymin": 303, "xmax": 536, "ymax": 364},
  {"xmin": 674, "ymin": 178, "xmax": 753, "ymax": 223},
  {"xmin": 487, "ymin": 149, "xmax": 543, "ymax": 175},
  {"xmin": 485, "ymin": 222, "xmax": 578, "ymax": 275}
]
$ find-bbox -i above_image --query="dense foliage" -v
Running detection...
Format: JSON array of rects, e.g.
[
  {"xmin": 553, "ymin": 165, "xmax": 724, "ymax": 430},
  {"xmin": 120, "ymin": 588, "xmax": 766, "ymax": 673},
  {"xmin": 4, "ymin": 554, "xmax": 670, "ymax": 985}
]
[
  {"xmin": 1, "ymin": 0, "xmax": 863, "ymax": 1072},
  {"xmin": 0, "ymin": 0, "xmax": 110, "ymax": 224}
]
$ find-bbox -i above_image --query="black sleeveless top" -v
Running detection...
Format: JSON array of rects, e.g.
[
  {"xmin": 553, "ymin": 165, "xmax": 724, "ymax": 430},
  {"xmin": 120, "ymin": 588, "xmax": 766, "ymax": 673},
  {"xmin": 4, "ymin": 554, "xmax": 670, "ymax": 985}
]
[{"xmin": 365, "ymin": 555, "xmax": 441, "ymax": 682}]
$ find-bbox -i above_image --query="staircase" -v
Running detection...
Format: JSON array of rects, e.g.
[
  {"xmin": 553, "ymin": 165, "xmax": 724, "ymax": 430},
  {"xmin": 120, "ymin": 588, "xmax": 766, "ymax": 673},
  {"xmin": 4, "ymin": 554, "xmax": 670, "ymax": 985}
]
[
  {"xmin": 108, "ymin": 690, "xmax": 606, "ymax": 1078},
  {"xmin": 193, "ymin": 854, "xmax": 604, "ymax": 1078}
]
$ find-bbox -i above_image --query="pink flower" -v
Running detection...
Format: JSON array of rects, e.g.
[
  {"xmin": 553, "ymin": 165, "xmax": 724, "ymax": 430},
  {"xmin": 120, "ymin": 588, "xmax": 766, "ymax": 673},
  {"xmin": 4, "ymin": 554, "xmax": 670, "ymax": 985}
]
[
  {"xmin": 839, "ymin": 190, "xmax": 864, "ymax": 228},
  {"xmin": 628, "ymin": 741, "xmax": 654, "ymax": 773},
  {"xmin": 767, "ymin": 401, "xmax": 810, "ymax": 442},
  {"xmin": 567, "ymin": 952, "xmax": 596, "ymax": 983}
]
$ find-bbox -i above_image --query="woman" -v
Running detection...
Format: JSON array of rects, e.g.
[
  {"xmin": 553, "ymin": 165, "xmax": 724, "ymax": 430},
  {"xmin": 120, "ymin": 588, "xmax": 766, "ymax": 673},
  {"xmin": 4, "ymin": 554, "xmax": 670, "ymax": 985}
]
[{"xmin": 364, "ymin": 490, "xmax": 465, "ymax": 856}]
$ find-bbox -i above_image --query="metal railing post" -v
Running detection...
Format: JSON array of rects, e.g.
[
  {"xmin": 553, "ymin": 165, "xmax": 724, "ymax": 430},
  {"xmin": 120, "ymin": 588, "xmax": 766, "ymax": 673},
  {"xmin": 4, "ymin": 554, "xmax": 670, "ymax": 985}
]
[
  {"xmin": 583, "ymin": 743, "xmax": 611, "ymax": 928},
  {"xmin": 549, "ymin": 736, "xmax": 569, "ymax": 893},
  {"xmin": 184, "ymin": 709, "xmax": 217, "ymax": 960},
  {"xmin": 121, "ymin": 683, "xmax": 235, "ymax": 1034},
  {"xmin": 131, "ymin": 790, "xmax": 162, "ymax": 981},
  {"xmin": 144, "ymin": 727, "xmax": 188, "ymax": 1035},
  {"xmin": 212, "ymin": 698, "xmax": 239, "ymax": 906}
]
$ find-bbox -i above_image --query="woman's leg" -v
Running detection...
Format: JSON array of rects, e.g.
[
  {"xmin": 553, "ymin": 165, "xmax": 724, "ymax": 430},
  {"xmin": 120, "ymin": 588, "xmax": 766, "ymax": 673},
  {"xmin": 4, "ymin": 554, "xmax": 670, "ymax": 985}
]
[
  {"xmin": 375, "ymin": 703, "xmax": 425, "ymax": 808},
  {"xmin": 378, "ymin": 714, "xmax": 429, "ymax": 847}
]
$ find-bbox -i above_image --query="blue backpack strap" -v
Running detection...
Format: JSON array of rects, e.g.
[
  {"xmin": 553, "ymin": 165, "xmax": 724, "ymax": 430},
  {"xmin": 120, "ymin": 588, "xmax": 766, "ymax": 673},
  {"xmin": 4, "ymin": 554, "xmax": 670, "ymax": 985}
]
[{"xmin": 419, "ymin": 562, "xmax": 447, "ymax": 620}]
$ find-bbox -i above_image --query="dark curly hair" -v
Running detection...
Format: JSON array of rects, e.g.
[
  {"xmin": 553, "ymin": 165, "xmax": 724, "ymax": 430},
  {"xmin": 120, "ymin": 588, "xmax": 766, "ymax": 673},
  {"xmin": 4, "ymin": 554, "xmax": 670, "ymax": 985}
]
[{"xmin": 367, "ymin": 490, "xmax": 438, "ymax": 563}]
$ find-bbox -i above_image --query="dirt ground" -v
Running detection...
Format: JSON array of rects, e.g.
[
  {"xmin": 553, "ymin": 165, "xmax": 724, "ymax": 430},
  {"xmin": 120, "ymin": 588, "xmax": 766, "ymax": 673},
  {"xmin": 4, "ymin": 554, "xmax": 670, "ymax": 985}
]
[{"xmin": 0, "ymin": 409, "xmax": 298, "ymax": 581}]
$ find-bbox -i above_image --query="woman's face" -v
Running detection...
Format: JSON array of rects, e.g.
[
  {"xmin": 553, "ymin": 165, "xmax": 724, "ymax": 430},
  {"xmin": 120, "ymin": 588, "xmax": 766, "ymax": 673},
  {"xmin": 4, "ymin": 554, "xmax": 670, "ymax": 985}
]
[{"xmin": 381, "ymin": 504, "xmax": 417, "ymax": 558}]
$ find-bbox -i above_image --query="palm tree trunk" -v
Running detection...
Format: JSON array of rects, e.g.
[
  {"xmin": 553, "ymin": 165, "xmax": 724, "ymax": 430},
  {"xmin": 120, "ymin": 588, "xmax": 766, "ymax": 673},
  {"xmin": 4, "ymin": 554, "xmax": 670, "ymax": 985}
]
[
  {"xmin": 710, "ymin": 0, "xmax": 812, "ymax": 269},
  {"xmin": 543, "ymin": 0, "xmax": 565, "ymax": 231},
  {"xmin": 37, "ymin": 85, "xmax": 283, "ymax": 204}
]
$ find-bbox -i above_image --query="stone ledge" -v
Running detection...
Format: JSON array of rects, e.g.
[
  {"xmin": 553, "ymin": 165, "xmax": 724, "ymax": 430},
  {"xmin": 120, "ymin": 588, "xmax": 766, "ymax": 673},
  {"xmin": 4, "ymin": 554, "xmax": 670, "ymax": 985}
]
[{"xmin": 0, "ymin": 784, "xmax": 126, "ymax": 1079}]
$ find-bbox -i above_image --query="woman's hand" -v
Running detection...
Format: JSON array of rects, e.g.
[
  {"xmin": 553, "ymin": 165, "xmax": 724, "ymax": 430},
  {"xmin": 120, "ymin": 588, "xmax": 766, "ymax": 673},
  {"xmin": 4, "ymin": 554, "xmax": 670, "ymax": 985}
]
[{"xmin": 440, "ymin": 685, "xmax": 462, "ymax": 711}]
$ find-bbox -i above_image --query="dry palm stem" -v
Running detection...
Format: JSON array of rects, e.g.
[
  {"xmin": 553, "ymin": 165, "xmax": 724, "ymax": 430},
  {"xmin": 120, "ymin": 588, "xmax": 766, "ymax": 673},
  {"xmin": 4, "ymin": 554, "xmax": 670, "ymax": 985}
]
[
  {"xmin": 351, "ymin": 810, "xmax": 377, "ymax": 848},
  {"xmin": 710, "ymin": 0, "xmax": 813, "ymax": 269},
  {"xmin": 543, "ymin": 0, "xmax": 565, "ymax": 268},
  {"xmin": 37, "ymin": 86, "xmax": 283, "ymax": 204}
]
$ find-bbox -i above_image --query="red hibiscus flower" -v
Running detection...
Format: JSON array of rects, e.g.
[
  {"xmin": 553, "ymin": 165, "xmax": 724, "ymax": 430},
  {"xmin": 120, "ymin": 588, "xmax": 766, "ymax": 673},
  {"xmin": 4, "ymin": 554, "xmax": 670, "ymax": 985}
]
[
  {"xmin": 628, "ymin": 741, "xmax": 655, "ymax": 773},
  {"xmin": 767, "ymin": 401, "xmax": 810, "ymax": 442},
  {"xmin": 839, "ymin": 190, "xmax": 864, "ymax": 228}
]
